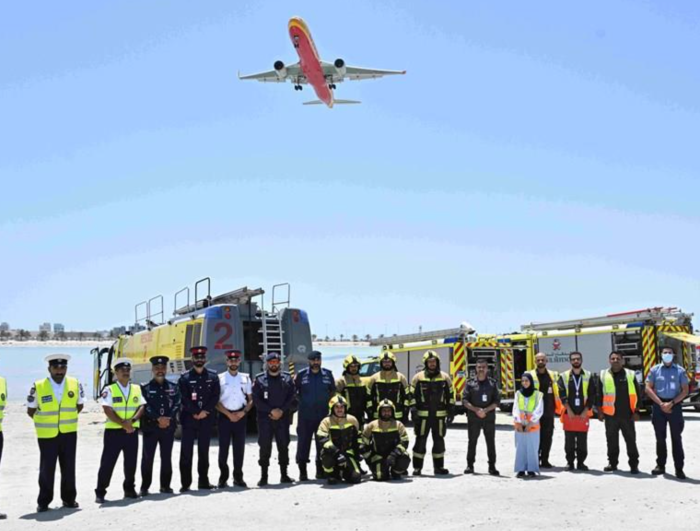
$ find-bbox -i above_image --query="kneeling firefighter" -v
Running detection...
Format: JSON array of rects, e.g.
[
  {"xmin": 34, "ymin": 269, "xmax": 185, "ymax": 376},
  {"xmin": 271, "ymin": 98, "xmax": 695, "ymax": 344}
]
[
  {"xmin": 362, "ymin": 399, "xmax": 410, "ymax": 481},
  {"xmin": 316, "ymin": 395, "xmax": 362, "ymax": 485}
]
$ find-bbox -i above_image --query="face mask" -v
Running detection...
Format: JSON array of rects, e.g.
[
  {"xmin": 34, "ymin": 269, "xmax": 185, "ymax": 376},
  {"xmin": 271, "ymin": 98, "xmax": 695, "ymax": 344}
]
[{"xmin": 662, "ymin": 353, "xmax": 674, "ymax": 364}]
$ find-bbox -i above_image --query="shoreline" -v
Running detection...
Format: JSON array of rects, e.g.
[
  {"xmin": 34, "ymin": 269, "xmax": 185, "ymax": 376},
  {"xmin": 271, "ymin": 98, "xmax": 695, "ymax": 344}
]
[{"xmin": 0, "ymin": 340, "xmax": 114, "ymax": 348}]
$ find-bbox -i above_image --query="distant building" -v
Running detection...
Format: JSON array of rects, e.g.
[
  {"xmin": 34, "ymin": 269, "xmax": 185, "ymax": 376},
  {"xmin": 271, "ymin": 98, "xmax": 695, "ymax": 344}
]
[
  {"xmin": 53, "ymin": 323, "xmax": 65, "ymax": 333},
  {"xmin": 0, "ymin": 323, "xmax": 9, "ymax": 332},
  {"xmin": 111, "ymin": 326, "xmax": 127, "ymax": 337},
  {"xmin": 39, "ymin": 322, "xmax": 52, "ymax": 333}
]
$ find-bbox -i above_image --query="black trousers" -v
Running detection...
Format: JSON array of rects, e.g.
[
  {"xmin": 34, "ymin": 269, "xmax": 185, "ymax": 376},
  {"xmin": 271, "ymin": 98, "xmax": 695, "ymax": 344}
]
[
  {"xmin": 652, "ymin": 404, "xmax": 684, "ymax": 470},
  {"xmin": 466, "ymin": 416, "xmax": 496, "ymax": 467},
  {"xmin": 258, "ymin": 417, "xmax": 291, "ymax": 467},
  {"xmin": 604, "ymin": 415, "xmax": 639, "ymax": 468},
  {"xmin": 368, "ymin": 452, "xmax": 410, "ymax": 481},
  {"xmin": 564, "ymin": 431, "xmax": 588, "ymax": 465},
  {"xmin": 412, "ymin": 416, "xmax": 447, "ymax": 470},
  {"xmin": 218, "ymin": 413, "xmax": 248, "ymax": 481},
  {"xmin": 95, "ymin": 430, "xmax": 138, "ymax": 497},
  {"xmin": 320, "ymin": 449, "xmax": 361, "ymax": 484},
  {"xmin": 296, "ymin": 416, "xmax": 324, "ymax": 466},
  {"xmin": 539, "ymin": 415, "xmax": 554, "ymax": 463},
  {"xmin": 179, "ymin": 416, "xmax": 214, "ymax": 489},
  {"xmin": 38, "ymin": 432, "xmax": 77, "ymax": 507},
  {"xmin": 140, "ymin": 428, "xmax": 175, "ymax": 491}
]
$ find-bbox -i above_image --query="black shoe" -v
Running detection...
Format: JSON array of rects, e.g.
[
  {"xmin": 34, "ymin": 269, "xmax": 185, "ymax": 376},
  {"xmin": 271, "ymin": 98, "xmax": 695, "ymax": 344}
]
[
  {"xmin": 95, "ymin": 495, "xmax": 105, "ymax": 504},
  {"xmin": 401, "ymin": 470, "xmax": 408, "ymax": 476},
  {"xmin": 299, "ymin": 465, "xmax": 309, "ymax": 482},
  {"xmin": 527, "ymin": 472, "xmax": 536, "ymax": 477},
  {"xmin": 412, "ymin": 469, "xmax": 422, "ymax": 476},
  {"xmin": 159, "ymin": 488, "xmax": 174, "ymax": 494},
  {"xmin": 488, "ymin": 468, "xmax": 500, "ymax": 476},
  {"xmin": 390, "ymin": 471, "xmax": 404, "ymax": 480},
  {"xmin": 257, "ymin": 476, "xmax": 268, "ymax": 487},
  {"xmin": 517, "ymin": 471, "xmax": 526, "ymax": 478},
  {"xmin": 217, "ymin": 481, "xmax": 228, "ymax": 489},
  {"xmin": 676, "ymin": 469, "xmax": 687, "ymax": 480},
  {"xmin": 233, "ymin": 476, "xmax": 248, "ymax": 488},
  {"xmin": 37, "ymin": 505, "xmax": 49, "ymax": 513},
  {"xmin": 463, "ymin": 466, "xmax": 474, "ymax": 474},
  {"xmin": 435, "ymin": 468, "xmax": 450, "ymax": 475},
  {"xmin": 280, "ymin": 473, "xmax": 295, "ymax": 484},
  {"xmin": 327, "ymin": 476, "xmax": 338, "ymax": 485},
  {"xmin": 651, "ymin": 465, "xmax": 665, "ymax": 475},
  {"xmin": 0, "ymin": 513, "xmax": 6, "ymax": 520},
  {"xmin": 179, "ymin": 486, "xmax": 191, "ymax": 493},
  {"xmin": 603, "ymin": 464, "xmax": 617, "ymax": 472},
  {"xmin": 123, "ymin": 491, "xmax": 139, "ymax": 499},
  {"xmin": 62, "ymin": 501, "xmax": 79, "ymax": 509},
  {"xmin": 198, "ymin": 483, "xmax": 216, "ymax": 490},
  {"xmin": 540, "ymin": 461, "xmax": 553, "ymax": 469},
  {"xmin": 630, "ymin": 467, "xmax": 640, "ymax": 475},
  {"xmin": 315, "ymin": 464, "xmax": 325, "ymax": 480},
  {"xmin": 139, "ymin": 489, "xmax": 150, "ymax": 497},
  {"xmin": 577, "ymin": 463, "xmax": 589, "ymax": 471},
  {"xmin": 565, "ymin": 464, "xmax": 575, "ymax": 471}
]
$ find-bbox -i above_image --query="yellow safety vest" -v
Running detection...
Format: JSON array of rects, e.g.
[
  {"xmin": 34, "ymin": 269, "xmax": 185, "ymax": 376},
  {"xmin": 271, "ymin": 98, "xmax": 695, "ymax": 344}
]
[
  {"xmin": 561, "ymin": 369, "xmax": 593, "ymax": 419},
  {"xmin": 600, "ymin": 369, "xmax": 637, "ymax": 416},
  {"xmin": 515, "ymin": 391, "xmax": 542, "ymax": 432},
  {"xmin": 33, "ymin": 377, "xmax": 80, "ymax": 439},
  {"xmin": 0, "ymin": 377, "xmax": 6, "ymax": 433},
  {"xmin": 105, "ymin": 382, "xmax": 142, "ymax": 429},
  {"xmin": 526, "ymin": 369, "xmax": 564, "ymax": 415}
]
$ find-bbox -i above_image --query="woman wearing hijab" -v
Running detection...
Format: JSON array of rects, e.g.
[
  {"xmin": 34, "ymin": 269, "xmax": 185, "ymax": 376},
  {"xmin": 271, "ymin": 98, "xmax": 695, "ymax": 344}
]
[{"xmin": 513, "ymin": 372, "xmax": 544, "ymax": 478}]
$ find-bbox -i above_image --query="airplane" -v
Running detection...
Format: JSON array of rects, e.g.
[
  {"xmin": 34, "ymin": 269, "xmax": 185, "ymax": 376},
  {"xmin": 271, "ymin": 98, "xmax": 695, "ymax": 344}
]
[{"xmin": 238, "ymin": 16, "xmax": 406, "ymax": 108}]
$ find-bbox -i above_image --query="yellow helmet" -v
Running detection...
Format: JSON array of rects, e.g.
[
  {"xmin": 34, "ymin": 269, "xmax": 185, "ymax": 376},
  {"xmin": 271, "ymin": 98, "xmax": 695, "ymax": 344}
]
[
  {"xmin": 328, "ymin": 395, "xmax": 348, "ymax": 415},
  {"xmin": 380, "ymin": 351, "xmax": 397, "ymax": 364},
  {"xmin": 423, "ymin": 350, "xmax": 440, "ymax": 369},
  {"xmin": 377, "ymin": 398, "xmax": 396, "ymax": 417},
  {"xmin": 343, "ymin": 354, "xmax": 361, "ymax": 370}
]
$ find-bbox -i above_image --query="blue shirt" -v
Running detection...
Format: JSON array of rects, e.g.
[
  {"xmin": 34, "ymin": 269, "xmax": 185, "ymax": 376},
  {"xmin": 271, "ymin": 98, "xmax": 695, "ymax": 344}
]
[
  {"xmin": 646, "ymin": 363, "xmax": 688, "ymax": 400},
  {"xmin": 294, "ymin": 367, "xmax": 336, "ymax": 420}
]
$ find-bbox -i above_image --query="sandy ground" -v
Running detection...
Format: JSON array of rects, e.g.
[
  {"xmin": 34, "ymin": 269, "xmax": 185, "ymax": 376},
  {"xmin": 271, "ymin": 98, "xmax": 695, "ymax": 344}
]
[{"xmin": 0, "ymin": 401, "xmax": 697, "ymax": 530}]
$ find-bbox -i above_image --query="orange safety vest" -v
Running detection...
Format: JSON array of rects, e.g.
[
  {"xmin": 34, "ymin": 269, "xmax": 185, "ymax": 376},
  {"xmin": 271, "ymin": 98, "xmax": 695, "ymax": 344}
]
[
  {"xmin": 514, "ymin": 391, "xmax": 543, "ymax": 433},
  {"xmin": 526, "ymin": 369, "xmax": 564, "ymax": 415},
  {"xmin": 599, "ymin": 369, "xmax": 637, "ymax": 416}
]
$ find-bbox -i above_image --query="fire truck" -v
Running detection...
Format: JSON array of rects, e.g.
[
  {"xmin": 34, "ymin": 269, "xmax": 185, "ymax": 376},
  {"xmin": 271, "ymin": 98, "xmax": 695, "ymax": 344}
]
[{"xmin": 91, "ymin": 277, "xmax": 313, "ymax": 399}]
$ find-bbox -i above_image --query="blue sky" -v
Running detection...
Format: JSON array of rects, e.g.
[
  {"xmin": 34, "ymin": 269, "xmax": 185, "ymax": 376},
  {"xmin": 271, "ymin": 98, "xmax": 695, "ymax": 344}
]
[{"xmin": 1, "ymin": 1, "xmax": 699, "ymax": 337}]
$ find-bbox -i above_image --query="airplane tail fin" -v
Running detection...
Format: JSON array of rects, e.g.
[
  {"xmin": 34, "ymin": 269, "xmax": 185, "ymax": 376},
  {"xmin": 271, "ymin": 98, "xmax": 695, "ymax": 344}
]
[{"xmin": 302, "ymin": 99, "xmax": 361, "ymax": 106}]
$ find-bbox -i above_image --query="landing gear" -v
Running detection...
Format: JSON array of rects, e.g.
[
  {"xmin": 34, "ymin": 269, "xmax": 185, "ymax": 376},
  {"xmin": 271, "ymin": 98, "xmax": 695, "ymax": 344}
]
[
  {"xmin": 293, "ymin": 84, "xmax": 303, "ymax": 91},
  {"xmin": 328, "ymin": 83, "xmax": 336, "ymax": 90}
]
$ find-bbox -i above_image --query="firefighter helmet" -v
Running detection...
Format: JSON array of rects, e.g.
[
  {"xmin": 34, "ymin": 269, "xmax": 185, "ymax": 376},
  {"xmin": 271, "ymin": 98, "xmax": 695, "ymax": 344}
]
[
  {"xmin": 329, "ymin": 394, "xmax": 348, "ymax": 415},
  {"xmin": 377, "ymin": 398, "xmax": 396, "ymax": 417},
  {"xmin": 380, "ymin": 351, "xmax": 397, "ymax": 364},
  {"xmin": 343, "ymin": 354, "xmax": 361, "ymax": 370}
]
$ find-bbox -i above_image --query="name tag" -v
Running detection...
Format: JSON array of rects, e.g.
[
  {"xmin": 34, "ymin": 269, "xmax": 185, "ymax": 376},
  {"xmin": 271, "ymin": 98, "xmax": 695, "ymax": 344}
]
[
  {"xmin": 481, "ymin": 394, "xmax": 488, "ymax": 402},
  {"xmin": 191, "ymin": 392, "xmax": 197, "ymax": 401},
  {"xmin": 113, "ymin": 397, "xmax": 123, "ymax": 403},
  {"xmin": 41, "ymin": 395, "xmax": 53, "ymax": 403},
  {"xmin": 574, "ymin": 398, "xmax": 581, "ymax": 407},
  {"xmin": 264, "ymin": 391, "xmax": 269, "ymax": 400},
  {"xmin": 670, "ymin": 382, "xmax": 677, "ymax": 391}
]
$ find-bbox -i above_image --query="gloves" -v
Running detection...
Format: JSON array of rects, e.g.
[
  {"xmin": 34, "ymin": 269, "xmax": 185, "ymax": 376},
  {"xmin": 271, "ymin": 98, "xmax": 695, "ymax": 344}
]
[
  {"xmin": 386, "ymin": 453, "xmax": 396, "ymax": 468},
  {"xmin": 337, "ymin": 454, "xmax": 347, "ymax": 467},
  {"xmin": 323, "ymin": 442, "xmax": 339, "ymax": 456}
]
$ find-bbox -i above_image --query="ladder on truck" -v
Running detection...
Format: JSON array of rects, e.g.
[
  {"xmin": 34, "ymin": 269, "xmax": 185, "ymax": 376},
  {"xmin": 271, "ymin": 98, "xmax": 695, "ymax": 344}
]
[
  {"xmin": 258, "ymin": 283, "xmax": 291, "ymax": 358},
  {"xmin": 521, "ymin": 307, "xmax": 690, "ymax": 332}
]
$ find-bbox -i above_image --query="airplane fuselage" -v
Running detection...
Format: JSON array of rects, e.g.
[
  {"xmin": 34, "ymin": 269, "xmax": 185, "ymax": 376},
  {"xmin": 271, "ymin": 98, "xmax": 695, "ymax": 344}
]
[{"xmin": 288, "ymin": 17, "xmax": 334, "ymax": 108}]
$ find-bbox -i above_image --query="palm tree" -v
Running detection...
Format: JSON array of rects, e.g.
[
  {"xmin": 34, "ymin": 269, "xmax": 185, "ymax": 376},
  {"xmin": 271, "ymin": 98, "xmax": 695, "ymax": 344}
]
[
  {"xmin": 56, "ymin": 331, "xmax": 67, "ymax": 341},
  {"xmin": 364, "ymin": 334, "xmax": 371, "ymax": 341},
  {"xmin": 311, "ymin": 334, "xmax": 318, "ymax": 342},
  {"xmin": 16, "ymin": 329, "xmax": 30, "ymax": 341},
  {"xmin": 352, "ymin": 334, "xmax": 358, "ymax": 342},
  {"xmin": 0, "ymin": 330, "xmax": 9, "ymax": 341},
  {"xmin": 38, "ymin": 330, "xmax": 50, "ymax": 341},
  {"xmin": 340, "ymin": 334, "xmax": 345, "ymax": 342}
]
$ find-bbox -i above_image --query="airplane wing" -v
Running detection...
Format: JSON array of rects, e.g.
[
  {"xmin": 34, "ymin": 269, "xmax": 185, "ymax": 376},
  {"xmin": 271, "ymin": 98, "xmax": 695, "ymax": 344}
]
[
  {"xmin": 238, "ymin": 62, "xmax": 304, "ymax": 83},
  {"xmin": 321, "ymin": 62, "xmax": 406, "ymax": 82}
]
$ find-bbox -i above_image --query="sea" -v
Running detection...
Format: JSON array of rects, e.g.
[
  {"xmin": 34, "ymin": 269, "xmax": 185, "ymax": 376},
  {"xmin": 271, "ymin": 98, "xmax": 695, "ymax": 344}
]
[{"xmin": 0, "ymin": 344, "xmax": 380, "ymax": 400}]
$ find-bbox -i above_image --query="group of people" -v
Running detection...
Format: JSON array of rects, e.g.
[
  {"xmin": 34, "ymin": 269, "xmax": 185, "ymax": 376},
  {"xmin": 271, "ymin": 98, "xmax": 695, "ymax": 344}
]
[{"xmin": 0, "ymin": 344, "xmax": 689, "ymax": 517}]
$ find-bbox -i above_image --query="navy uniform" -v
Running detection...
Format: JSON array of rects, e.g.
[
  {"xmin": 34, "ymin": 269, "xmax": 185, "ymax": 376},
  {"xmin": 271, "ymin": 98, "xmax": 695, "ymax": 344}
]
[
  {"xmin": 252, "ymin": 352, "xmax": 296, "ymax": 486},
  {"xmin": 646, "ymin": 349, "xmax": 689, "ymax": 479},
  {"xmin": 217, "ymin": 350, "xmax": 253, "ymax": 488},
  {"xmin": 462, "ymin": 367, "xmax": 500, "ymax": 475},
  {"xmin": 178, "ymin": 346, "xmax": 220, "ymax": 491},
  {"xmin": 140, "ymin": 355, "xmax": 180, "ymax": 495},
  {"xmin": 294, "ymin": 350, "xmax": 336, "ymax": 481},
  {"xmin": 27, "ymin": 354, "xmax": 85, "ymax": 512},
  {"xmin": 95, "ymin": 358, "xmax": 146, "ymax": 503}
]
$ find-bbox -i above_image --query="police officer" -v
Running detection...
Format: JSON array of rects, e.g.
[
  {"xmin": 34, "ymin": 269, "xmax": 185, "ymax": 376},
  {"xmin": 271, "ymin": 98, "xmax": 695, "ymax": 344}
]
[
  {"xmin": 95, "ymin": 358, "xmax": 146, "ymax": 503},
  {"xmin": 411, "ymin": 350, "xmax": 454, "ymax": 476},
  {"xmin": 0, "ymin": 370, "xmax": 6, "ymax": 520},
  {"xmin": 216, "ymin": 349, "xmax": 253, "ymax": 488},
  {"xmin": 178, "ymin": 345, "xmax": 220, "ymax": 492},
  {"xmin": 361, "ymin": 399, "xmax": 411, "ymax": 481},
  {"xmin": 317, "ymin": 395, "xmax": 362, "ymax": 485},
  {"xmin": 645, "ymin": 346, "xmax": 689, "ymax": 479},
  {"xmin": 27, "ymin": 354, "xmax": 84, "ymax": 512},
  {"xmin": 368, "ymin": 351, "xmax": 410, "ymax": 422},
  {"xmin": 336, "ymin": 355, "xmax": 370, "ymax": 429},
  {"xmin": 525, "ymin": 353, "xmax": 563, "ymax": 468},
  {"xmin": 294, "ymin": 350, "xmax": 336, "ymax": 481},
  {"xmin": 140, "ymin": 355, "xmax": 180, "ymax": 496},
  {"xmin": 462, "ymin": 358, "xmax": 500, "ymax": 476},
  {"xmin": 252, "ymin": 352, "xmax": 296, "ymax": 486}
]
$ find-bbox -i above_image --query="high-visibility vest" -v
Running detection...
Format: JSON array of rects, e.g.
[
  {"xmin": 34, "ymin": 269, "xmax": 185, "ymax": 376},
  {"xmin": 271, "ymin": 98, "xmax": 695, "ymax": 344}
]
[
  {"xmin": 0, "ymin": 377, "xmax": 6, "ymax": 433},
  {"xmin": 599, "ymin": 369, "xmax": 637, "ymax": 416},
  {"xmin": 33, "ymin": 377, "xmax": 80, "ymax": 439},
  {"xmin": 561, "ymin": 369, "xmax": 594, "ymax": 419},
  {"xmin": 105, "ymin": 383, "xmax": 142, "ymax": 429},
  {"xmin": 526, "ymin": 370, "xmax": 564, "ymax": 415},
  {"xmin": 515, "ymin": 391, "xmax": 542, "ymax": 432}
]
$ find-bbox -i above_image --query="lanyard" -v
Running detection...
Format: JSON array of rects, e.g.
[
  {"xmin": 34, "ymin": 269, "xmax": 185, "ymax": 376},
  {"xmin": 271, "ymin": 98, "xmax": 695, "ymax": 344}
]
[{"xmin": 572, "ymin": 373, "xmax": 583, "ymax": 396}]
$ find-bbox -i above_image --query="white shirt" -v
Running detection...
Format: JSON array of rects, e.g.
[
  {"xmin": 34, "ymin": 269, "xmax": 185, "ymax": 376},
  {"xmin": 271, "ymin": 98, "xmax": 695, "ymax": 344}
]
[
  {"xmin": 101, "ymin": 381, "xmax": 146, "ymax": 408},
  {"xmin": 218, "ymin": 371, "xmax": 252, "ymax": 411},
  {"xmin": 27, "ymin": 377, "xmax": 85, "ymax": 408}
]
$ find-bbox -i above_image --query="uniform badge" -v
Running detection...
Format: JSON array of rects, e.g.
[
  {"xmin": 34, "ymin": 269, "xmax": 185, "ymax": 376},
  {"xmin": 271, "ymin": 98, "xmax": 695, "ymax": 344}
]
[
  {"xmin": 0, "ymin": 393, "xmax": 4, "ymax": 401},
  {"xmin": 101, "ymin": 391, "xmax": 108, "ymax": 399},
  {"xmin": 113, "ymin": 396, "xmax": 123, "ymax": 403},
  {"xmin": 67, "ymin": 391, "xmax": 75, "ymax": 398},
  {"xmin": 133, "ymin": 396, "xmax": 139, "ymax": 403}
]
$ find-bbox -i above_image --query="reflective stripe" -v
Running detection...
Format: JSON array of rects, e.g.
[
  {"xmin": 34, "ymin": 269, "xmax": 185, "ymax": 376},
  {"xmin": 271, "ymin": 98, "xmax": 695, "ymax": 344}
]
[
  {"xmin": 412, "ymin": 451, "xmax": 425, "ymax": 458},
  {"xmin": 432, "ymin": 452, "xmax": 445, "ymax": 458}
]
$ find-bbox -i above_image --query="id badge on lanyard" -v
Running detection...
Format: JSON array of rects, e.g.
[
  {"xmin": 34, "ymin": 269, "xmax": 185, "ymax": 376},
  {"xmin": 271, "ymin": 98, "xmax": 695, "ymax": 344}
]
[{"xmin": 573, "ymin": 374, "xmax": 583, "ymax": 408}]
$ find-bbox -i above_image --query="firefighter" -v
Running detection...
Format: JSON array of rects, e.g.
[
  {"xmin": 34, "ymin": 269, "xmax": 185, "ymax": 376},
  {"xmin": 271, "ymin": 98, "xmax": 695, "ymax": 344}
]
[
  {"xmin": 362, "ymin": 399, "xmax": 410, "ymax": 481},
  {"xmin": 557, "ymin": 351, "xmax": 596, "ymax": 471},
  {"xmin": 368, "ymin": 351, "xmax": 410, "ymax": 423},
  {"xmin": 294, "ymin": 350, "xmax": 336, "ymax": 481},
  {"xmin": 645, "ymin": 346, "xmax": 689, "ymax": 479},
  {"xmin": 411, "ymin": 350, "xmax": 454, "ymax": 476},
  {"xmin": 27, "ymin": 354, "xmax": 84, "ymax": 512},
  {"xmin": 178, "ymin": 345, "xmax": 220, "ymax": 492},
  {"xmin": 0, "ymin": 371, "xmax": 5, "ymax": 520},
  {"xmin": 95, "ymin": 358, "xmax": 146, "ymax": 503},
  {"xmin": 317, "ymin": 395, "xmax": 362, "ymax": 485},
  {"xmin": 139, "ymin": 355, "xmax": 180, "ymax": 496},
  {"xmin": 597, "ymin": 351, "xmax": 641, "ymax": 474},
  {"xmin": 336, "ymin": 355, "xmax": 370, "ymax": 428},
  {"xmin": 525, "ymin": 353, "xmax": 563, "ymax": 468},
  {"xmin": 252, "ymin": 352, "xmax": 296, "ymax": 486}
]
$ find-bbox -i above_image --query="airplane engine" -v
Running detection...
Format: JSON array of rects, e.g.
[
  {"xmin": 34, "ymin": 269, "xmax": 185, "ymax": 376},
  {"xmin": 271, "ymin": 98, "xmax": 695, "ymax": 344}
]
[
  {"xmin": 334, "ymin": 58, "xmax": 346, "ymax": 77},
  {"xmin": 274, "ymin": 60, "xmax": 287, "ymax": 79}
]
